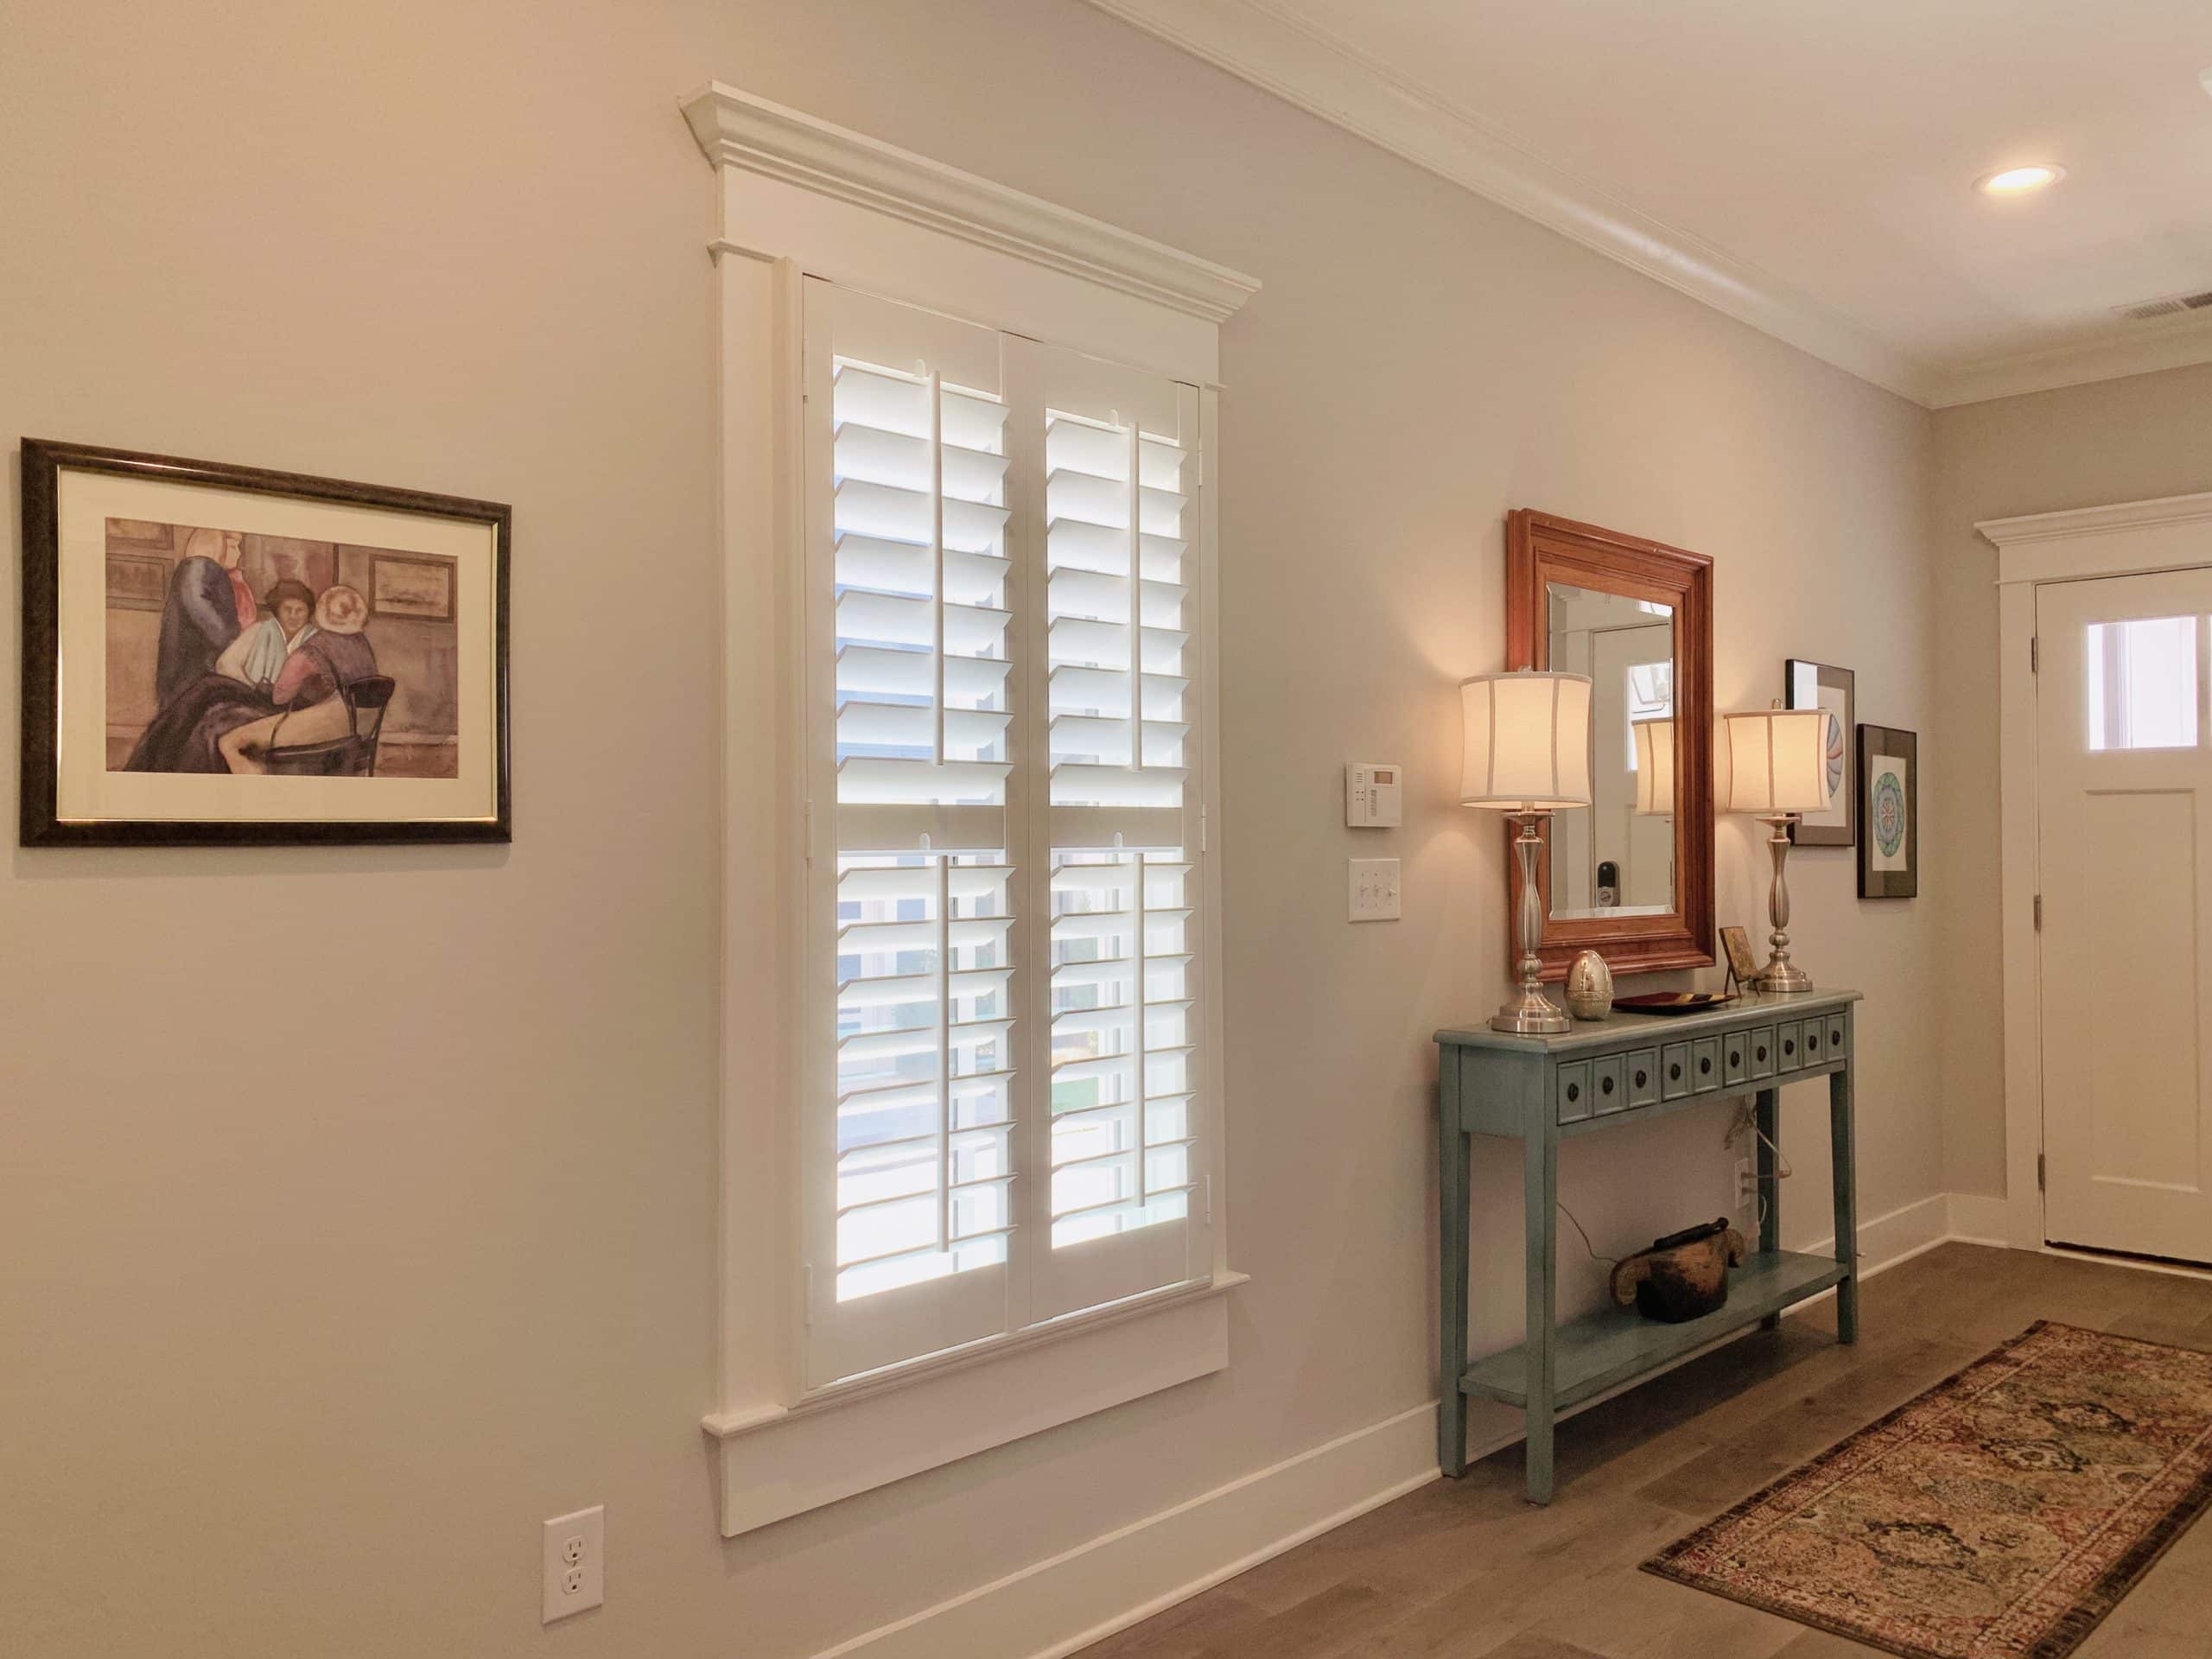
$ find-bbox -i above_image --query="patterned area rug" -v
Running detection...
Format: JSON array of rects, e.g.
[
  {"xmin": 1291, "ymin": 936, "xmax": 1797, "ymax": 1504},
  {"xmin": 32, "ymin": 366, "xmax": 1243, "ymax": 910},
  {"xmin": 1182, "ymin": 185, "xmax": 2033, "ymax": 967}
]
[{"xmin": 1643, "ymin": 1321, "xmax": 2212, "ymax": 1659}]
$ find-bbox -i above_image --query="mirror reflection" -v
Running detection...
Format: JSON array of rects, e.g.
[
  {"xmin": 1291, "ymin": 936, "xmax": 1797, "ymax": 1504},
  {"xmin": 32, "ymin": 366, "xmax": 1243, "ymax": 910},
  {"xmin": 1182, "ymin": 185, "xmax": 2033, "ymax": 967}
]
[{"xmin": 1546, "ymin": 582, "xmax": 1676, "ymax": 920}]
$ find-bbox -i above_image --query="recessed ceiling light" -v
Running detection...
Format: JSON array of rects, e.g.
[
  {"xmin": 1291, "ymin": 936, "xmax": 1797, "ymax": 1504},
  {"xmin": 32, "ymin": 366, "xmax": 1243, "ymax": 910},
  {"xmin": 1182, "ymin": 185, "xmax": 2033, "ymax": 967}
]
[{"xmin": 1976, "ymin": 164, "xmax": 2065, "ymax": 196}]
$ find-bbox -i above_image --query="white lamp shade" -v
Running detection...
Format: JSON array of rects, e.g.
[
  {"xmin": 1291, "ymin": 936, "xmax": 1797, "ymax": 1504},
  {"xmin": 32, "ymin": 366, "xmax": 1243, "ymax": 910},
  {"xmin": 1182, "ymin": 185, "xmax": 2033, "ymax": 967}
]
[
  {"xmin": 1720, "ymin": 708, "xmax": 1833, "ymax": 815},
  {"xmin": 1460, "ymin": 671, "xmax": 1592, "ymax": 810},
  {"xmin": 1631, "ymin": 718, "xmax": 1675, "ymax": 815}
]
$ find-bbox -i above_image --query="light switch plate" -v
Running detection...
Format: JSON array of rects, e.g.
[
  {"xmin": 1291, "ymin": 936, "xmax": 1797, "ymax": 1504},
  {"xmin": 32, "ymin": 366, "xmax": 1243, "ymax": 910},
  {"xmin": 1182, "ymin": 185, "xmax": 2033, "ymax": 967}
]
[
  {"xmin": 543, "ymin": 1505, "xmax": 605, "ymax": 1624},
  {"xmin": 1349, "ymin": 858, "xmax": 1401, "ymax": 922}
]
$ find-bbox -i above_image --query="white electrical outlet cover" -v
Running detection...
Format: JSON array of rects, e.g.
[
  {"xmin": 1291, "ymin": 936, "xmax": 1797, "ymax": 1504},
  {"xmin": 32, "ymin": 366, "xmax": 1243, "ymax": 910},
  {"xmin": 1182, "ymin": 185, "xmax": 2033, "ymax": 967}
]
[{"xmin": 543, "ymin": 1506, "xmax": 605, "ymax": 1623}]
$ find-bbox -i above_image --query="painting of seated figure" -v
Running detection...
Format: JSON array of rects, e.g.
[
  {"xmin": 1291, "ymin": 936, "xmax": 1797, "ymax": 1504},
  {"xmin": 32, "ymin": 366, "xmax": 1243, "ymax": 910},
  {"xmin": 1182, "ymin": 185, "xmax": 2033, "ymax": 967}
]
[{"xmin": 24, "ymin": 440, "xmax": 508, "ymax": 845}]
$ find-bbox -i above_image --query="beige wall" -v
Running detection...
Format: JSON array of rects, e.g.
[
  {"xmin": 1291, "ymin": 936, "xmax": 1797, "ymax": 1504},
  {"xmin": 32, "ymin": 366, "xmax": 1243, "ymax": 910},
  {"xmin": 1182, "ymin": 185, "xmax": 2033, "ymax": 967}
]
[
  {"xmin": 1930, "ymin": 361, "xmax": 2212, "ymax": 1198},
  {"xmin": 1, "ymin": 3, "xmax": 1944, "ymax": 1655}
]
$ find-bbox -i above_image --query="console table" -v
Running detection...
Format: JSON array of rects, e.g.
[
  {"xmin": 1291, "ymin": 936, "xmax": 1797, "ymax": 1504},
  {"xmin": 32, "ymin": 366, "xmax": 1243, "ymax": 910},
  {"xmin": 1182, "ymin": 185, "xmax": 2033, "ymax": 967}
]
[{"xmin": 1435, "ymin": 988, "xmax": 1861, "ymax": 1503}]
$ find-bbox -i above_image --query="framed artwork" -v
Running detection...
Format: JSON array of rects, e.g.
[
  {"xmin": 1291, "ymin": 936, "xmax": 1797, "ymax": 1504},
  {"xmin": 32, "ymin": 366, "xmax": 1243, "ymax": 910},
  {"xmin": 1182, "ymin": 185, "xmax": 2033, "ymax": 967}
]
[
  {"xmin": 1718, "ymin": 924, "xmax": 1760, "ymax": 989},
  {"xmin": 20, "ymin": 439, "xmax": 511, "ymax": 846},
  {"xmin": 1784, "ymin": 658, "xmax": 1854, "ymax": 846},
  {"xmin": 1856, "ymin": 724, "xmax": 1917, "ymax": 898}
]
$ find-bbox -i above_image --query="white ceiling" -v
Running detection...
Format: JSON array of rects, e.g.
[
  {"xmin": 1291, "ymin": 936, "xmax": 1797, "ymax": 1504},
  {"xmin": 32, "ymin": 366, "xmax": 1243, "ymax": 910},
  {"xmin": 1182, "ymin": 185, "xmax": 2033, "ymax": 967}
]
[{"xmin": 1090, "ymin": 0, "xmax": 2212, "ymax": 405}]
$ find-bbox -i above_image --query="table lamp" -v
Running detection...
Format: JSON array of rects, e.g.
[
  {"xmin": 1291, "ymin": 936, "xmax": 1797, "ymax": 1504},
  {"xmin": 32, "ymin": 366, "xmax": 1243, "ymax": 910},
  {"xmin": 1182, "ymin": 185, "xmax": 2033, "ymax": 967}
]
[
  {"xmin": 1631, "ymin": 718, "xmax": 1675, "ymax": 816},
  {"xmin": 1462, "ymin": 670, "xmax": 1593, "ymax": 1033},
  {"xmin": 1719, "ymin": 704, "xmax": 1834, "ymax": 992}
]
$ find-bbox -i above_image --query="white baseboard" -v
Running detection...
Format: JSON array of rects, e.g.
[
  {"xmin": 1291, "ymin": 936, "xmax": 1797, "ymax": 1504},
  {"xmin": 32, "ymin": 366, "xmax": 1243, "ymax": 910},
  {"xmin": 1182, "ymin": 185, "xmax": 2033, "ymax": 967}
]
[
  {"xmin": 815, "ymin": 1192, "xmax": 2003, "ymax": 1659},
  {"xmin": 817, "ymin": 1403, "xmax": 1440, "ymax": 1659}
]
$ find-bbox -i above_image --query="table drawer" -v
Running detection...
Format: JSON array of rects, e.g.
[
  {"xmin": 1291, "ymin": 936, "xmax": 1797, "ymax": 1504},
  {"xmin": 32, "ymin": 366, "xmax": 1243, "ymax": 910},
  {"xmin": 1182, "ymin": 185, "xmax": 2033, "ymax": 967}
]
[
  {"xmin": 1591, "ymin": 1052, "xmax": 1629, "ymax": 1116},
  {"xmin": 1802, "ymin": 1016, "xmax": 1832, "ymax": 1066},
  {"xmin": 1556, "ymin": 1060, "xmax": 1593, "ymax": 1123},
  {"xmin": 1690, "ymin": 1036, "xmax": 1722, "ymax": 1093},
  {"xmin": 1776, "ymin": 1019, "xmax": 1803, "ymax": 1071},
  {"xmin": 1826, "ymin": 1012, "xmax": 1849, "ymax": 1058},
  {"xmin": 1721, "ymin": 1028, "xmax": 1751, "ymax": 1087},
  {"xmin": 1625, "ymin": 1047, "xmax": 1661, "ymax": 1108},
  {"xmin": 1747, "ymin": 1025, "xmax": 1776, "ymax": 1079},
  {"xmin": 1661, "ymin": 1042, "xmax": 1693, "ymax": 1101}
]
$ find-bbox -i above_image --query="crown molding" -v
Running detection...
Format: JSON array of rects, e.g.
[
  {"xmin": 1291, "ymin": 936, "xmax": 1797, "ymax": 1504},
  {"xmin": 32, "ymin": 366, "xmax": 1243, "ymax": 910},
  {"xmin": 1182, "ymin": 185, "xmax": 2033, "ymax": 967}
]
[
  {"xmin": 681, "ymin": 82, "xmax": 1259, "ymax": 326},
  {"xmin": 1082, "ymin": 0, "xmax": 1938, "ymax": 404},
  {"xmin": 1929, "ymin": 310, "xmax": 2212, "ymax": 408}
]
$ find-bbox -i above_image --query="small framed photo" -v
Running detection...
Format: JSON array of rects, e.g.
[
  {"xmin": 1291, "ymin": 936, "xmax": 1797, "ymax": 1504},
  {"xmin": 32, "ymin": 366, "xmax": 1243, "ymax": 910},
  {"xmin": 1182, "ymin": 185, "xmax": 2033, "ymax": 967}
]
[
  {"xmin": 1718, "ymin": 925, "xmax": 1760, "ymax": 988},
  {"xmin": 20, "ymin": 439, "xmax": 511, "ymax": 846},
  {"xmin": 1856, "ymin": 725, "xmax": 1917, "ymax": 899},
  {"xmin": 1785, "ymin": 658, "xmax": 1854, "ymax": 847}
]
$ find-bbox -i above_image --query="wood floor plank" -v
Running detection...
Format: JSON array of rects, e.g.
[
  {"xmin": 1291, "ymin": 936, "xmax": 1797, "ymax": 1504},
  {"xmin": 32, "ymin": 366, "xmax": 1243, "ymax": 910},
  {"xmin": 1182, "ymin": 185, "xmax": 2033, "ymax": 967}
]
[{"xmin": 1073, "ymin": 1245, "xmax": 2212, "ymax": 1659}]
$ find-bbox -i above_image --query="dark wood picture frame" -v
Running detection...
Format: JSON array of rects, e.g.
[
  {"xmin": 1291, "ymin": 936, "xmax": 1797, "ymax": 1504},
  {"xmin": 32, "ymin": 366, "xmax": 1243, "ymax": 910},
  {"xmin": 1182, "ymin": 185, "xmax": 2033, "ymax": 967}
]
[
  {"xmin": 20, "ymin": 438, "xmax": 512, "ymax": 847},
  {"xmin": 1855, "ymin": 724, "xmax": 1918, "ymax": 899},
  {"xmin": 1784, "ymin": 658, "xmax": 1855, "ymax": 847},
  {"xmin": 1506, "ymin": 508, "xmax": 1716, "ymax": 982}
]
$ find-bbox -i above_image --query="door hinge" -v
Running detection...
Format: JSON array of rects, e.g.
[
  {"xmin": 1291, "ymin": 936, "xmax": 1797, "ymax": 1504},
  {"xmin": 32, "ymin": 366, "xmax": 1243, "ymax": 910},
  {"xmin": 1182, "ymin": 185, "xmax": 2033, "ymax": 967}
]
[
  {"xmin": 2037, "ymin": 1153, "xmax": 2046, "ymax": 1193},
  {"xmin": 2030, "ymin": 635, "xmax": 2039, "ymax": 674},
  {"xmin": 2033, "ymin": 893, "xmax": 2042, "ymax": 931}
]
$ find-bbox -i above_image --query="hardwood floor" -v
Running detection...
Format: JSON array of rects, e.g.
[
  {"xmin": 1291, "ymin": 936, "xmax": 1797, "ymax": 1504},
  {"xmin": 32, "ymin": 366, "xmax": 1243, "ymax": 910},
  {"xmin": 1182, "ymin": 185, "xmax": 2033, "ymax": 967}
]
[{"xmin": 1074, "ymin": 1243, "xmax": 2212, "ymax": 1659}]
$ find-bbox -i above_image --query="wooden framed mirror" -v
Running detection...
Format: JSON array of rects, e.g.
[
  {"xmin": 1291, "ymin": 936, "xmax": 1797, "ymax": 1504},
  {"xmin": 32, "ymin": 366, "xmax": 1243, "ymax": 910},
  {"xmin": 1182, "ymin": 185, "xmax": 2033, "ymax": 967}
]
[{"xmin": 1505, "ymin": 510, "xmax": 1714, "ymax": 981}]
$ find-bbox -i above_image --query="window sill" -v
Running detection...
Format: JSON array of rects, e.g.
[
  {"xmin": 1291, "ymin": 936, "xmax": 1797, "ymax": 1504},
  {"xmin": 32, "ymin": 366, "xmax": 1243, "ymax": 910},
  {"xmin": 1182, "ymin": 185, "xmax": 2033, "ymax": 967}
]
[{"xmin": 702, "ymin": 1272, "xmax": 1247, "ymax": 1535}]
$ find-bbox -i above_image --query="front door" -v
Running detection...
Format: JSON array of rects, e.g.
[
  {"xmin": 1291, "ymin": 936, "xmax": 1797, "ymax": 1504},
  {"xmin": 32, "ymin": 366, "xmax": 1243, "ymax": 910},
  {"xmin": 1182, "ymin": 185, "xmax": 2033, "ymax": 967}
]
[{"xmin": 2038, "ymin": 569, "xmax": 2212, "ymax": 1262}]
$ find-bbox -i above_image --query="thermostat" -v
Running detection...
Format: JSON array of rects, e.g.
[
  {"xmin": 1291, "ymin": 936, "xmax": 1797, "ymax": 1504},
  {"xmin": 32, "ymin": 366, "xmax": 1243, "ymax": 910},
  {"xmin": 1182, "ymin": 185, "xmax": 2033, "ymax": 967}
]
[{"xmin": 1345, "ymin": 763, "xmax": 1403, "ymax": 829}]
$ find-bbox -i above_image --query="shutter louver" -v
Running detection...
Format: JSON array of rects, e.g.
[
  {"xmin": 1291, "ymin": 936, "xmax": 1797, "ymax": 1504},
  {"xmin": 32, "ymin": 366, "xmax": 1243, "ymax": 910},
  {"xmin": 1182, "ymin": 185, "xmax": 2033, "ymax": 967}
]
[
  {"xmin": 1040, "ymin": 407, "xmax": 1198, "ymax": 1268},
  {"xmin": 804, "ymin": 280, "xmax": 1211, "ymax": 1386}
]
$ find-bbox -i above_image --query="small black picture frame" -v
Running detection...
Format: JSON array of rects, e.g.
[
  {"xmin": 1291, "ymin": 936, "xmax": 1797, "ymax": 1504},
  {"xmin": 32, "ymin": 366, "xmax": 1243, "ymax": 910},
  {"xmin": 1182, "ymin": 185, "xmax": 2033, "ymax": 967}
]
[
  {"xmin": 1856, "ymin": 725, "xmax": 1917, "ymax": 899},
  {"xmin": 20, "ymin": 438, "xmax": 511, "ymax": 847},
  {"xmin": 1784, "ymin": 658, "xmax": 1854, "ymax": 847}
]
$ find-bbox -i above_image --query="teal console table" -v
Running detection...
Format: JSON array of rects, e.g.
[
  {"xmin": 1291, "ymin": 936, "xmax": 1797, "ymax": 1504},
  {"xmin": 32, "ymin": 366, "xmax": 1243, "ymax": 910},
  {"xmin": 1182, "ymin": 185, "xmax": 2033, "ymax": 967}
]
[{"xmin": 1434, "ymin": 988, "xmax": 1861, "ymax": 1503}]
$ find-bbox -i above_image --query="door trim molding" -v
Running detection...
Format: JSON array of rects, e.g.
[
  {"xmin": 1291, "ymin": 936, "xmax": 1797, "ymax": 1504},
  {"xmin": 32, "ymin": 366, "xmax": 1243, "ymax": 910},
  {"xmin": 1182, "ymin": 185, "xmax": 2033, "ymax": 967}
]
[{"xmin": 1978, "ymin": 491, "xmax": 2212, "ymax": 1250}]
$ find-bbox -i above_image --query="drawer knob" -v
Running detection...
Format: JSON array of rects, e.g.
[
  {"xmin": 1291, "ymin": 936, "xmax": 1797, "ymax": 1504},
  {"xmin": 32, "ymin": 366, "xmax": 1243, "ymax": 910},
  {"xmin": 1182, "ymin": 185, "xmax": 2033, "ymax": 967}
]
[
  {"xmin": 1757, "ymin": 1045, "xmax": 1768, "ymax": 1062},
  {"xmin": 1808, "ymin": 1032, "xmax": 1821, "ymax": 1052},
  {"xmin": 1728, "ymin": 1050, "xmax": 1741, "ymax": 1067},
  {"xmin": 1634, "ymin": 1070, "xmax": 1648, "ymax": 1088},
  {"xmin": 1566, "ymin": 1082, "xmax": 1580, "ymax": 1103},
  {"xmin": 1600, "ymin": 1075, "xmax": 1615, "ymax": 1096},
  {"xmin": 1699, "ymin": 1056, "xmax": 1713, "ymax": 1076},
  {"xmin": 1784, "ymin": 1039, "xmax": 1796, "ymax": 1057},
  {"xmin": 1669, "ymin": 1062, "xmax": 1682, "ymax": 1082}
]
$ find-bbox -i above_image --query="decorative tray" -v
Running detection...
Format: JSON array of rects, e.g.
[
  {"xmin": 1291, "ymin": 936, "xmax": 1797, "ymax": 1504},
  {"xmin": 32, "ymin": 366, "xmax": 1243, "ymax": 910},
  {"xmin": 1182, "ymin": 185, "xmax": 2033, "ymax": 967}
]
[{"xmin": 1611, "ymin": 992, "xmax": 1738, "ymax": 1016}]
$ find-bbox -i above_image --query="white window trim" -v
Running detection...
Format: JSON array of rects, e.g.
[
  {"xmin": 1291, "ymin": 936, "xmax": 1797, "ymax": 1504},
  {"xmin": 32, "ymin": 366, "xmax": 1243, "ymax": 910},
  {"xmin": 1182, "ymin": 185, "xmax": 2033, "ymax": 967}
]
[
  {"xmin": 1978, "ymin": 489, "xmax": 2212, "ymax": 1261},
  {"xmin": 683, "ymin": 82, "xmax": 1258, "ymax": 1538}
]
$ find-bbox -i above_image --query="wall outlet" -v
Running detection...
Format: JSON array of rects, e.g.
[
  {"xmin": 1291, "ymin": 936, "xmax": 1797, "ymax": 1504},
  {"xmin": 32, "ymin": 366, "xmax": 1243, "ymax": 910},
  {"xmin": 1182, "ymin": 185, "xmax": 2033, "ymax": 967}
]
[
  {"xmin": 543, "ymin": 1506, "xmax": 604, "ymax": 1624},
  {"xmin": 1735, "ymin": 1158, "xmax": 1758, "ymax": 1210},
  {"xmin": 1348, "ymin": 858, "xmax": 1401, "ymax": 922}
]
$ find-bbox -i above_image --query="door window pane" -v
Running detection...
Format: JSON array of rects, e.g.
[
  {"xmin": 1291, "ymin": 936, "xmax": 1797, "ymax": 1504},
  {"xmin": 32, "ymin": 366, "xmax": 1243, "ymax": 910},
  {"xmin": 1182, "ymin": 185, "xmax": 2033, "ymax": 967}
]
[{"xmin": 2086, "ymin": 617, "xmax": 2199, "ymax": 752}]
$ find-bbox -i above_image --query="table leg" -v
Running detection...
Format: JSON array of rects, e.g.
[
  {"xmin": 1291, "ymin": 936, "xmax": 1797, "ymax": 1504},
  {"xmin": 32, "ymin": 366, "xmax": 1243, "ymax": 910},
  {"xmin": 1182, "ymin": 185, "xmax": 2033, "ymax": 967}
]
[
  {"xmin": 1830, "ymin": 1062, "xmax": 1859, "ymax": 1344},
  {"xmin": 1523, "ymin": 1122, "xmax": 1558, "ymax": 1504},
  {"xmin": 1439, "ymin": 1058, "xmax": 1471, "ymax": 1478},
  {"xmin": 1756, "ymin": 1086, "xmax": 1781, "ymax": 1331}
]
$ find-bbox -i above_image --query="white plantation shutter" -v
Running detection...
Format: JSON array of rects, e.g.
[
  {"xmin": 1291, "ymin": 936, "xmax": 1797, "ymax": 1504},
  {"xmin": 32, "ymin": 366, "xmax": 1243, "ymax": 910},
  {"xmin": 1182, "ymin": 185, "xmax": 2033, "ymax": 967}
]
[{"xmin": 802, "ymin": 279, "xmax": 1213, "ymax": 1388}]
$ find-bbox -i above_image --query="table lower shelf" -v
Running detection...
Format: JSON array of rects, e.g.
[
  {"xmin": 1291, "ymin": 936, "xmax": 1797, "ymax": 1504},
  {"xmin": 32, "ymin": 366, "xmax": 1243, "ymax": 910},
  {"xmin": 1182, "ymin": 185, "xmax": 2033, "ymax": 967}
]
[{"xmin": 1459, "ymin": 1249, "xmax": 1849, "ymax": 1412}]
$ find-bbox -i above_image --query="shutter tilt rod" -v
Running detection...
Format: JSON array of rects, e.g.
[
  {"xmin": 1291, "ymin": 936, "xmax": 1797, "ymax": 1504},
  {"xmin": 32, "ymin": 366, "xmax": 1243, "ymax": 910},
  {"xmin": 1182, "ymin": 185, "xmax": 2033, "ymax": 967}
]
[{"xmin": 930, "ymin": 370, "xmax": 946, "ymax": 763}]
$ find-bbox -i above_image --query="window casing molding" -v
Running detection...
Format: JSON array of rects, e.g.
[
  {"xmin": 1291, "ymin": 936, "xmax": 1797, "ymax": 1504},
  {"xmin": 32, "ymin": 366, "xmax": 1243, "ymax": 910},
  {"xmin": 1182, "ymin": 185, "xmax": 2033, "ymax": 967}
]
[{"xmin": 683, "ymin": 81, "xmax": 1257, "ymax": 1537}]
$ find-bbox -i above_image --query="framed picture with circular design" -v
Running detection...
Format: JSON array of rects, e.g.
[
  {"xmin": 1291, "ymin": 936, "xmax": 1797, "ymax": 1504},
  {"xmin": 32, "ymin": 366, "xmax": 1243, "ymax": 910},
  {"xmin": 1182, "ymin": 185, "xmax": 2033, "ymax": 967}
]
[
  {"xmin": 1784, "ymin": 658, "xmax": 1854, "ymax": 847},
  {"xmin": 1856, "ymin": 724, "xmax": 1917, "ymax": 899}
]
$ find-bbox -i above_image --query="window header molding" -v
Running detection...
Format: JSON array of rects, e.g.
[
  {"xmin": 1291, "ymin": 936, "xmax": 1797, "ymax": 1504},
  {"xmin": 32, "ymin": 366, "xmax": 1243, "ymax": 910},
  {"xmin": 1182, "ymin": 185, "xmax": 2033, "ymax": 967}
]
[{"xmin": 680, "ymin": 83, "xmax": 1260, "ymax": 327}]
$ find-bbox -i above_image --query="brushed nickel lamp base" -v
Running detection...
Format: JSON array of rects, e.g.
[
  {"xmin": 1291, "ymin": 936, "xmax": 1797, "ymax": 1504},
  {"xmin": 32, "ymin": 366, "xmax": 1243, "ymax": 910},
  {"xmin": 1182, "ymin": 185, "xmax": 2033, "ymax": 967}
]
[
  {"xmin": 1751, "ymin": 812, "xmax": 1813, "ymax": 994},
  {"xmin": 1492, "ymin": 810, "xmax": 1571, "ymax": 1033}
]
